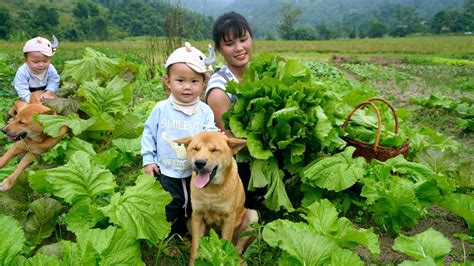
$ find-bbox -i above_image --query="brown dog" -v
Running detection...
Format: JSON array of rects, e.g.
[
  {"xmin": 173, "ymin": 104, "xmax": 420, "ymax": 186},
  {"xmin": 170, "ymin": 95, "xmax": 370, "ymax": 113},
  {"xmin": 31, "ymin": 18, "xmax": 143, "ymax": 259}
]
[
  {"xmin": 0, "ymin": 92, "xmax": 67, "ymax": 191},
  {"xmin": 176, "ymin": 131, "xmax": 258, "ymax": 265}
]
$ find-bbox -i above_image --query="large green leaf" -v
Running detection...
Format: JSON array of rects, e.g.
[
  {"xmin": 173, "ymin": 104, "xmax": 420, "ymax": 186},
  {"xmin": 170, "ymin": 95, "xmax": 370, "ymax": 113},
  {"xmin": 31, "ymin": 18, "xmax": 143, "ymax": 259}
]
[
  {"xmin": 255, "ymin": 158, "xmax": 293, "ymax": 211},
  {"xmin": 361, "ymin": 174, "xmax": 423, "ymax": 233},
  {"xmin": 62, "ymin": 47, "xmax": 120, "ymax": 83},
  {"xmin": 246, "ymin": 132, "xmax": 273, "ymax": 160},
  {"xmin": 111, "ymin": 136, "xmax": 141, "ymax": 155},
  {"xmin": 24, "ymin": 197, "xmax": 63, "ymax": 246},
  {"xmin": 314, "ymin": 106, "xmax": 333, "ymax": 142},
  {"xmin": 111, "ymin": 113, "xmax": 143, "ymax": 140},
  {"xmin": 195, "ymin": 229, "xmax": 239, "ymax": 266},
  {"xmin": 30, "ymin": 151, "xmax": 116, "ymax": 205},
  {"xmin": 99, "ymin": 174, "xmax": 171, "ymax": 244},
  {"xmin": 383, "ymin": 156, "xmax": 435, "ymax": 183},
  {"xmin": 17, "ymin": 253, "xmax": 62, "ymax": 266},
  {"xmin": 62, "ymin": 226, "xmax": 144, "ymax": 265},
  {"xmin": 302, "ymin": 147, "xmax": 366, "ymax": 192},
  {"xmin": 249, "ymin": 159, "xmax": 271, "ymax": 189},
  {"xmin": 65, "ymin": 137, "xmax": 96, "ymax": 158},
  {"xmin": 393, "ymin": 228, "xmax": 452, "ymax": 262},
  {"xmin": 38, "ymin": 113, "xmax": 96, "ymax": 137},
  {"xmin": 65, "ymin": 202, "xmax": 106, "ymax": 233},
  {"xmin": 263, "ymin": 219, "xmax": 338, "ymax": 265},
  {"xmin": 439, "ymin": 193, "xmax": 474, "ymax": 230},
  {"xmin": 330, "ymin": 248, "xmax": 364, "ymax": 266},
  {"xmin": 415, "ymin": 148, "xmax": 459, "ymax": 174},
  {"xmin": 305, "ymin": 199, "xmax": 380, "ymax": 255},
  {"xmin": 0, "ymin": 214, "xmax": 25, "ymax": 264},
  {"xmin": 398, "ymin": 256, "xmax": 437, "ymax": 266},
  {"xmin": 78, "ymin": 77, "xmax": 129, "ymax": 117}
]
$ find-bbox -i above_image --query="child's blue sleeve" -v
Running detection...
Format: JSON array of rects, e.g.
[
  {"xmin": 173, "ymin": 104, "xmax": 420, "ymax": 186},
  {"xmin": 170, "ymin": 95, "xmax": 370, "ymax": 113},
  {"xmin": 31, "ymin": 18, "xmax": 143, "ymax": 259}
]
[
  {"xmin": 12, "ymin": 66, "xmax": 31, "ymax": 102},
  {"xmin": 46, "ymin": 64, "xmax": 60, "ymax": 93},
  {"xmin": 203, "ymin": 105, "xmax": 219, "ymax": 132},
  {"xmin": 141, "ymin": 106, "xmax": 160, "ymax": 166}
]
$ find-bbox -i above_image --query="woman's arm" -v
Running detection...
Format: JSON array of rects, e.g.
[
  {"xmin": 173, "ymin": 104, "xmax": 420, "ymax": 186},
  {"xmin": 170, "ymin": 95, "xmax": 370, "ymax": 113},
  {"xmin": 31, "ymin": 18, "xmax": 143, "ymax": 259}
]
[{"xmin": 206, "ymin": 88, "xmax": 234, "ymax": 137}]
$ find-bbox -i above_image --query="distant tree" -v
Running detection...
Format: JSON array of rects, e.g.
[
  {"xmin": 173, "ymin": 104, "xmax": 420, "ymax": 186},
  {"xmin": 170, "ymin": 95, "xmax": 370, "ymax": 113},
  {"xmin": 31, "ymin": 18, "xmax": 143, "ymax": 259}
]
[
  {"xmin": 315, "ymin": 24, "xmax": 336, "ymax": 40},
  {"xmin": 431, "ymin": 7, "xmax": 473, "ymax": 33},
  {"xmin": 278, "ymin": 3, "xmax": 302, "ymax": 40},
  {"xmin": 367, "ymin": 20, "xmax": 387, "ymax": 38},
  {"xmin": 33, "ymin": 5, "xmax": 59, "ymax": 35},
  {"xmin": 73, "ymin": 2, "xmax": 90, "ymax": 18},
  {"xmin": 73, "ymin": 1, "xmax": 109, "ymax": 40},
  {"xmin": 63, "ymin": 27, "xmax": 82, "ymax": 41},
  {"xmin": 389, "ymin": 5, "xmax": 423, "ymax": 37},
  {"xmin": 349, "ymin": 28, "xmax": 357, "ymax": 39},
  {"xmin": 91, "ymin": 17, "xmax": 109, "ymax": 39},
  {"xmin": 292, "ymin": 25, "xmax": 316, "ymax": 40},
  {"xmin": 109, "ymin": 1, "xmax": 164, "ymax": 36},
  {"xmin": 0, "ymin": 7, "xmax": 11, "ymax": 39}
]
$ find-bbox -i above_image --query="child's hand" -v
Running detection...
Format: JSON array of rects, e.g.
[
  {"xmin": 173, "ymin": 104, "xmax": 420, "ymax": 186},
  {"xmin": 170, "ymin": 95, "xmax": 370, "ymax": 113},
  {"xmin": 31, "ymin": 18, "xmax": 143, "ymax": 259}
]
[
  {"xmin": 41, "ymin": 91, "xmax": 56, "ymax": 101},
  {"xmin": 144, "ymin": 163, "xmax": 160, "ymax": 176}
]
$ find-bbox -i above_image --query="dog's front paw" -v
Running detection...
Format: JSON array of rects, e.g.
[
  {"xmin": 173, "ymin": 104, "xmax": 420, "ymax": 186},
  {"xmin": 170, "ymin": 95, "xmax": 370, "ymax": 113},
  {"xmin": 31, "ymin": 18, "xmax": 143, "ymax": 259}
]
[{"xmin": 0, "ymin": 180, "xmax": 12, "ymax": 192}]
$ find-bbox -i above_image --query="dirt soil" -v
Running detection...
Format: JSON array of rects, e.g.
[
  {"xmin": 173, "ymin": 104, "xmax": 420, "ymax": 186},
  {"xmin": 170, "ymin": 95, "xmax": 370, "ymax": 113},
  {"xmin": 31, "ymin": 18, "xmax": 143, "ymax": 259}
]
[{"xmin": 355, "ymin": 207, "xmax": 471, "ymax": 265}]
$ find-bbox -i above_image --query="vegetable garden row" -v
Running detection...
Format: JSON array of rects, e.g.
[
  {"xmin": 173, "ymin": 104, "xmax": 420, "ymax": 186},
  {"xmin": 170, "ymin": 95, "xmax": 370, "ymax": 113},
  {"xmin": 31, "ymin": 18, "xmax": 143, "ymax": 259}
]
[{"xmin": 0, "ymin": 47, "xmax": 472, "ymax": 265}]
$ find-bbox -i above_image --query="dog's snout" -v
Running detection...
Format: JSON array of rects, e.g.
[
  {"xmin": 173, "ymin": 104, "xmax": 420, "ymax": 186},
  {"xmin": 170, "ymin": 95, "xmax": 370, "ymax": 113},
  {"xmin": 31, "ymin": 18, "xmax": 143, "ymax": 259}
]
[
  {"xmin": 1, "ymin": 128, "xmax": 6, "ymax": 134},
  {"xmin": 194, "ymin": 159, "xmax": 207, "ymax": 169}
]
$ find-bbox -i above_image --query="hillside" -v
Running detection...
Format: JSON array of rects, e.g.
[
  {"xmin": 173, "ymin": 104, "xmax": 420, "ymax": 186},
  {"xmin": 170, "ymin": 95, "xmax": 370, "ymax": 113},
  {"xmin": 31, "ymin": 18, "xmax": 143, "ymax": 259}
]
[
  {"xmin": 0, "ymin": 0, "xmax": 471, "ymax": 40},
  {"xmin": 176, "ymin": 0, "xmax": 468, "ymax": 37},
  {"xmin": 0, "ymin": 0, "xmax": 213, "ymax": 40}
]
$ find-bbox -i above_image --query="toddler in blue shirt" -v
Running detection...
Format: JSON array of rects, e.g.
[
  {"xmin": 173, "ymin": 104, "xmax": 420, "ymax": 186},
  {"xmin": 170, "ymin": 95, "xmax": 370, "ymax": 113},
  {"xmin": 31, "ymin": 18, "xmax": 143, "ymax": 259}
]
[{"xmin": 141, "ymin": 42, "xmax": 218, "ymax": 236}]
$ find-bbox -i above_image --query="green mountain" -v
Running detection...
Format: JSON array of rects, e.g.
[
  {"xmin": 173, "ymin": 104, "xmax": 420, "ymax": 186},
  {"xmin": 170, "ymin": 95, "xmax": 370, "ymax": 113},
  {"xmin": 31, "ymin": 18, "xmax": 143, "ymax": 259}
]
[
  {"xmin": 0, "ymin": 0, "xmax": 470, "ymax": 40},
  {"xmin": 0, "ymin": 0, "xmax": 213, "ymax": 40},
  {"xmin": 177, "ymin": 0, "xmax": 468, "ymax": 38}
]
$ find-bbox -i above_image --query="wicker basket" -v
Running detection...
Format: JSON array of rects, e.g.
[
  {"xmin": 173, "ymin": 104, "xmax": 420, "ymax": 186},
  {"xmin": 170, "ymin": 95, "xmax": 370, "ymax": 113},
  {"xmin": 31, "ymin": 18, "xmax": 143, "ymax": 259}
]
[{"xmin": 342, "ymin": 97, "xmax": 409, "ymax": 162}]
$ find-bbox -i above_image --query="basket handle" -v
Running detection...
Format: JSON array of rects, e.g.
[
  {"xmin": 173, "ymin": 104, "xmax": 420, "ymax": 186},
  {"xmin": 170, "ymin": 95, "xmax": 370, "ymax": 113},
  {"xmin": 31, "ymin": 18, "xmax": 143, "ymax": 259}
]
[
  {"xmin": 342, "ymin": 101, "xmax": 382, "ymax": 151},
  {"xmin": 343, "ymin": 97, "xmax": 400, "ymax": 152},
  {"xmin": 365, "ymin": 97, "xmax": 399, "ymax": 134}
]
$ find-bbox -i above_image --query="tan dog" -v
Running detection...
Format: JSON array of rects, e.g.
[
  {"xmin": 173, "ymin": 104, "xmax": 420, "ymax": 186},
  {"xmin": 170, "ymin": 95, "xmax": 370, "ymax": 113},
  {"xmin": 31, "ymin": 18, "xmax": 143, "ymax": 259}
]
[
  {"xmin": 6, "ymin": 90, "xmax": 46, "ymax": 119},
  {"xmin": 0, "ymin": 92, "xmax": 67, "ymax": 191},
  {"xmin": 176, "ymin": 131, "xmax": 259, "ymax": 265}
]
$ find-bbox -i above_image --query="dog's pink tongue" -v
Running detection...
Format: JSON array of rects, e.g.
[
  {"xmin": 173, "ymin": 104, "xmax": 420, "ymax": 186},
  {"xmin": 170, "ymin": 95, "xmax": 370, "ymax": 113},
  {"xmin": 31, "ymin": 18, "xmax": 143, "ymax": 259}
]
[
  {"xmin": 7, "ymin": 136, "xmax": 14, "ymax": 142},
  {"xmin": 194, "ymin": 172, "xmax": 210, "ymax": 188}
]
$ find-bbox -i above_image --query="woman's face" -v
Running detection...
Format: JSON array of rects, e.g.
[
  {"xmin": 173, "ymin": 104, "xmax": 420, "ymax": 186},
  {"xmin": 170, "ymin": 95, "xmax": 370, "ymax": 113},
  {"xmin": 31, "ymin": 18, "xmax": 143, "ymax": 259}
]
[{"xmin": 218, "ymin": 30, "xmax": 253, "ymax": 69}]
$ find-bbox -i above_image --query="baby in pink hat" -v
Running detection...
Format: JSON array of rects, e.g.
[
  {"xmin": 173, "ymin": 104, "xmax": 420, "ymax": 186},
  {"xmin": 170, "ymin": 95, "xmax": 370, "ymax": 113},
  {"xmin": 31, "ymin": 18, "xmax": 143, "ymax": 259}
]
[{"xmin": 12, "ymin": 35, "xmax": 60, "ymax": 103}]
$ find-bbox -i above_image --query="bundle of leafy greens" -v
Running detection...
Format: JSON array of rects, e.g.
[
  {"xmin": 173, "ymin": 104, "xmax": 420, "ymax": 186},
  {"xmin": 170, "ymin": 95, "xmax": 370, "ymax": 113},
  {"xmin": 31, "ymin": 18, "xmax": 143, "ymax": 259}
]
[
  {"xmin": 343, "ymin": 103, "xmax": 409, "ymax": 148},
  {"xmin": 223, "ymin": 54, "xmax": 345, "ymax": 211}
]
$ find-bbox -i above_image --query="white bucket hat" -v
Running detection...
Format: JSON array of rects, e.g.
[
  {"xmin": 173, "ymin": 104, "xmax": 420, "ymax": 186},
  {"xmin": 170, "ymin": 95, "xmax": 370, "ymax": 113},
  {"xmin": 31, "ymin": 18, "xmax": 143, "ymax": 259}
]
[
  {"xmin": 165, "ymin": 42, "xmax": 215, "ymax": 74},
  {"xmin": 23, "ymin": 35, "xmax": 58, "ymax": 57}
]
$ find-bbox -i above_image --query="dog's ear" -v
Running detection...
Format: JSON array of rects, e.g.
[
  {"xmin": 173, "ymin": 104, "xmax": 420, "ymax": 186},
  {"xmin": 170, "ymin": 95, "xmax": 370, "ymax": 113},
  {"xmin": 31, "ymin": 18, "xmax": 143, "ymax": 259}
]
[
  {"xmin": 31, "ymin": 104, "xmax": 55, "ymax": 115},
  {"xmin": 174, "ymin": 136, "xmax": 193, "ymax": 148},
  {"xmin": 227, "ymin": 138, "xmax": 247, "ymax": 155},
  {"xmin": 41, "ymin": 108, "xmax": 55, "ymax": 115}
]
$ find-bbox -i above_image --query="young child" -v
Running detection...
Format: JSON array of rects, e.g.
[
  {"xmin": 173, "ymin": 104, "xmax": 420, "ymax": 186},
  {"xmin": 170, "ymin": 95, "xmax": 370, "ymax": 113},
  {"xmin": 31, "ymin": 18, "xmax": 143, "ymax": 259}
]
[
  {"xmin": 12, "ymin": 36, "xmax": 60, "ymax": 103},
  {"xmin": 205, "ymin": 12, "xmax": 264, "ymax": 209},
  {"xmin": 141, "ymin": 42, "xmax": 218, "ymax": 236}
]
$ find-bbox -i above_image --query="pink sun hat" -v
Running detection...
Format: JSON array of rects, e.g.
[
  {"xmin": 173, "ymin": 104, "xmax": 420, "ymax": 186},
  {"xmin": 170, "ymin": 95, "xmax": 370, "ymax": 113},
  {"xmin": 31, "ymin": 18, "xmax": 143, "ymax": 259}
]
[
  {"xmin": 165, "ymin": 42, "xmax": 215, "ymax": 74},
  {"xmin": 23, "ymin": 35, "xmax": 58, "ymax": 57}
]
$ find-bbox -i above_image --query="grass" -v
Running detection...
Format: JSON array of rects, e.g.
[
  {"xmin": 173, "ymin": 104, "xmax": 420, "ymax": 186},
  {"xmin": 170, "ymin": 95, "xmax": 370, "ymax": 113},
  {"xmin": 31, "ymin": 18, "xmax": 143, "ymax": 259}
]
[{"xmin": 1, "ymin": 34, "xmax": 473, "ymax": 60}]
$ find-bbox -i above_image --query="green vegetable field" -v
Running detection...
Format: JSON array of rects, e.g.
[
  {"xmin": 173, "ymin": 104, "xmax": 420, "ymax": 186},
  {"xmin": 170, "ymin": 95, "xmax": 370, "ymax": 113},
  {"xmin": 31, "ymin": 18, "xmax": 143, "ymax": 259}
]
[{"xmin": 0, "ymin": 36, "xmax": 472, "ymax": 265}]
